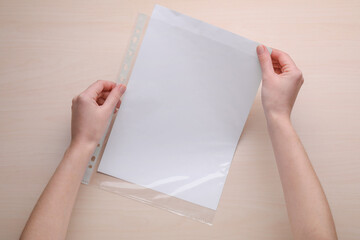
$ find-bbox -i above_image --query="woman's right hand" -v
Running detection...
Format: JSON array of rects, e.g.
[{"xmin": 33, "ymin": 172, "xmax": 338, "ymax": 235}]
[{"xmin": 256, "ymin": 45, "xmax": 304, "ymax": 121}]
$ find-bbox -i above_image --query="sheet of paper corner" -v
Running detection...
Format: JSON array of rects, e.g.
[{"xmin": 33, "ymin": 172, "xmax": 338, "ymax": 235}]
[{"xmin": 81, "ymin": 5, "xmax": 271, "ymax": 185}]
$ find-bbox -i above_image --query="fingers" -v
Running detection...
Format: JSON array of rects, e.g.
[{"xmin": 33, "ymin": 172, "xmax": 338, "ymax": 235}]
[
  {"xmin": 270, "ymin": 49, "xmax": 297, "ymax": 72},
  {"xmin": 84, "ymin": 80, "xmax": 117, "ymax": 99},
  {"xmin": 97, "ymin": 91, "xmax": 119, "ymax": 106},
  {"xmin": 114, "ymin": 100, "xmax": 122, "ymax": 113},
  {"xmin": 103, "ymin": 84, "xmax": 126, "ymax": 110},
  {"xmin": 116, "ymin": 100, "xmax": 121, "ymax": 109},
  {"xmin": 257, "ymin": 45, "xmax": 274, "ymax": 76},
  {"xmin": 97, "ymin": 91, "xmax": 110, "ymax": 105}
]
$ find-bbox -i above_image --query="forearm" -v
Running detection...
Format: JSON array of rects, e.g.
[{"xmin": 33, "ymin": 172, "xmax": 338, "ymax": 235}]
[
  {"xmin": 21, "ymin": 141, "xmax": 95, "ymax": 240},
  {"xmin": 266, "ymin": 114, "xmax": 337, "ymax": 240}
]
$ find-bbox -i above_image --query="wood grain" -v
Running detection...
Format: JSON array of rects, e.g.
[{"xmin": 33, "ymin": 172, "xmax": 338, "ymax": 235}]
[{"xmin": 0, "ymin": 0, "xmax": 359, "ymax": 239}]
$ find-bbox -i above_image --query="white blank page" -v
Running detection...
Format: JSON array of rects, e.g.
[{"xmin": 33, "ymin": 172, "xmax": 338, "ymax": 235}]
[{"xmin": 98, "ymin": 5, "xmax": 263, "ymax": 210}]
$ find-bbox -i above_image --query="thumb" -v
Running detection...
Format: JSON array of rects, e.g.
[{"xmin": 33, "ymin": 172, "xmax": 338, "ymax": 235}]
[
  {"xmin": 104, "ymin": 84, "xmax": 126, "ymax": 110},
  {"xmin": 257, "ymin": 45, "xmax": 274, "ymax": 76}
]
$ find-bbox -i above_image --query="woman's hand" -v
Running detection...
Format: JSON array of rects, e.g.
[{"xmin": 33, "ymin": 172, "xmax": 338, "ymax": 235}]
[
  {"xmin": 257, "ymin": 46, "xmax": 337, "ymax": 239},
  {"xmin": 256, "ymin": 45, "xmax": 304, "ymax": 121},
  {"xmin": 71, "ymin": 80, "xmax": 126, "ymax": 147},
  {"xmin": 21, "ymin": 80, "xmax": 126, "ymax": 240}
]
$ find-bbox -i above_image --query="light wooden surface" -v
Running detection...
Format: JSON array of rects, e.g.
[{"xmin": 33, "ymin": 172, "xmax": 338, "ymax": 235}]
[{"xmin": 1, "ymin": 0, "xmax": 359, "ymax": 239}]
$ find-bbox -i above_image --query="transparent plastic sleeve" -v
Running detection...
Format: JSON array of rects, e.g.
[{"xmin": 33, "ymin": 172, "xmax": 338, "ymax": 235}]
[
  {"xmin": 83, "ymin": 13, "xmax": 217, "ymax": 225},
  {"xmin": 83, "ymin": 5, "xmax": 263, "ymax": 225}
]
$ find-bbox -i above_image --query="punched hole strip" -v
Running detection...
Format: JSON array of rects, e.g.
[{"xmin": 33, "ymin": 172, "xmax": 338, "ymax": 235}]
[{"xmin": 82, "ymin": 14, "xmax": 148, "ymax": 184}]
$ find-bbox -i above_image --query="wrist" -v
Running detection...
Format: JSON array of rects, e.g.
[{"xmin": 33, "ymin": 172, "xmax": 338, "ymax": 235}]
[
  {"xmin": 68, "ymin": 139, "xmax": 97, "ymax": 156},
  {"xmin": 265, "ymin": 111, "xmax": 292, "ymax": 129}
]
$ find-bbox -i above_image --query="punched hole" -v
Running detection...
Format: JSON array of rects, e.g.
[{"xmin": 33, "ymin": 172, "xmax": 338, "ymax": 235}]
[{"xmin": 91, "ymin": 156, "xmax": 95, "ymax": 161}]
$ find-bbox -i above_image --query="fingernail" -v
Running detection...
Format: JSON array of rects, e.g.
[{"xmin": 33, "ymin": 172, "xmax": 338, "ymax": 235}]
[
  {"xmin": 119, "ymin": 84, "xmax": 126, "ymax": 94},
  {"xmin": 257, "ymin": 45, "xmax": 264, "ymax": 55}
]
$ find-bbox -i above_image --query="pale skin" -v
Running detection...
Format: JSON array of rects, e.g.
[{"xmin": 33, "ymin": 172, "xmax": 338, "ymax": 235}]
[
  {"xmin": 257, "ymin": 45, "xmax": 337, "ymax": 239},
  {"xmin": 20, "ymin": 46, "xmax": 337, "ymax": 240}
]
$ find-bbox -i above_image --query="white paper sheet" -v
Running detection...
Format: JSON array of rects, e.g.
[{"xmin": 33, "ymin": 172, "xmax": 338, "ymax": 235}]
[{"xmin": 98, "ymin": 5, "xmax": 263, "ymax": 210}]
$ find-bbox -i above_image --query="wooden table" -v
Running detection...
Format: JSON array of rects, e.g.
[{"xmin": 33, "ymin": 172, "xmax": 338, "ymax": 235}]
[{"xmin": 1, "ymin": 0, "xmax": 359, "ymax": 239}]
